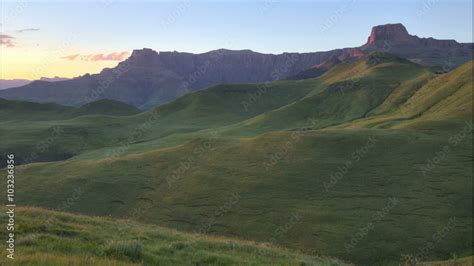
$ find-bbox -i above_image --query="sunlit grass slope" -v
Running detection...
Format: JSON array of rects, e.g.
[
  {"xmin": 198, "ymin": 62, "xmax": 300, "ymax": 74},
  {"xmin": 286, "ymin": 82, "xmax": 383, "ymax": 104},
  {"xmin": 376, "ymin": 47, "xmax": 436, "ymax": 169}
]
[
  {"xmin": 0, "ymin": 207, "xmax": 345, "ymax": 265},
  {"xmin": 333, "ymin": 60, "xmax": 473, "ymax": 130}
]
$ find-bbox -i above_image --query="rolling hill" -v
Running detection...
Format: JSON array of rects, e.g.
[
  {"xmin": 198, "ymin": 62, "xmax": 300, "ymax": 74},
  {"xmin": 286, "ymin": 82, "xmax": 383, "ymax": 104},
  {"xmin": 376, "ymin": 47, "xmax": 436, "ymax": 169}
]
[
  {"xmin": 0, "ymin": 207, "xmax": 345, "ymax": 265},
  {"xmin": 0, "ymin": 99, "xmax": 141, "ymax": 167},
  {"xmin": 73, "ymin": 99, "xmax": 141, "ymax": 116}
]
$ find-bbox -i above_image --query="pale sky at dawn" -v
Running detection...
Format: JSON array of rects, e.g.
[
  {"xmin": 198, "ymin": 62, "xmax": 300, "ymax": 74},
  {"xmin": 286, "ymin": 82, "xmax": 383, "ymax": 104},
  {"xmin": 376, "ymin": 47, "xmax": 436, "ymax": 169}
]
[{"xmin": 1, "ymin": 0, "xmax": 472, "ymax": 79}]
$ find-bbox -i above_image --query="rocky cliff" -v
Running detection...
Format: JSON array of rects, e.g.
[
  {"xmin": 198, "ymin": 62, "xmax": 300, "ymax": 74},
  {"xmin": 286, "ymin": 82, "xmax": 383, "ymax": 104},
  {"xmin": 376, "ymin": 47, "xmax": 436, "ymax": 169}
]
[{"xmin": 1, "ymin": 23, "xmax": 471, "ymax": 107}]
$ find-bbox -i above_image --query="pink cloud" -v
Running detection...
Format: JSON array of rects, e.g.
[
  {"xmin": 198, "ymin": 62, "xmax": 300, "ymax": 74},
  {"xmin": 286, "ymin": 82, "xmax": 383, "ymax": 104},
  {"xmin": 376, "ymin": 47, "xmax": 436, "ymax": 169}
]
[
  {"xmin": 0, "ymin": 34, "xmax": 15, "ymax": 47},
  {"xmin": 62, "ymin": 51, "xmax": 129, "ymax": 61}
]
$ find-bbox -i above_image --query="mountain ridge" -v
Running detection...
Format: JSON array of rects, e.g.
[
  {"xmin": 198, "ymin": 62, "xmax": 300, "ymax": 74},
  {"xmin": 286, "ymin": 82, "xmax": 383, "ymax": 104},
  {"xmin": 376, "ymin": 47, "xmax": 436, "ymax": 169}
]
[{"xmin": 0, "ymin": 23, "xmax": 471, "ymax": 107}]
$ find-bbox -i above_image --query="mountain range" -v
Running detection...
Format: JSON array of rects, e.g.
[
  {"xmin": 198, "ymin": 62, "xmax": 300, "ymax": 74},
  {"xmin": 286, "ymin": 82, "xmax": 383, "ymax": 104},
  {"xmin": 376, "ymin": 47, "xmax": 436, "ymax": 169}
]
[{"xmin": 0, "ymin": 23, "xmax": 472, "ymax": 108}]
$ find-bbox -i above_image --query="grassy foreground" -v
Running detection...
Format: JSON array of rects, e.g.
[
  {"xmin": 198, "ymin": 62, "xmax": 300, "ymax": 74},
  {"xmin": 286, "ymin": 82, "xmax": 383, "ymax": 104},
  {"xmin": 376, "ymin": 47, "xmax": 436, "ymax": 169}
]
[{"xmin": 0, "ymin": 207, "xmax": 346, "ymax": 265}]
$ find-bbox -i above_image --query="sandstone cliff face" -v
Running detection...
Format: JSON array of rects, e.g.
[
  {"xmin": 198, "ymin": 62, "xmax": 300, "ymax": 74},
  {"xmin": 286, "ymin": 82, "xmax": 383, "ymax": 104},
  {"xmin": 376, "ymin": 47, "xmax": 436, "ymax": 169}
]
[
  {"xmin": 366, "ymin": 23, "xmax": 414, "ymax": 44},
  {"xmin": 290, "ymin": 23, "xmax": 473, "ymax": 80},
  {"xmin": 1, "ymin": 23, "xmax": 472, "ymax": 107},
  {"xmin": 361, "ymin": 23, "xmax": 471, "ymax": 60},
  {"xmin": 0, "ymin": 48, "xmax": 343, "ymax": 108}
]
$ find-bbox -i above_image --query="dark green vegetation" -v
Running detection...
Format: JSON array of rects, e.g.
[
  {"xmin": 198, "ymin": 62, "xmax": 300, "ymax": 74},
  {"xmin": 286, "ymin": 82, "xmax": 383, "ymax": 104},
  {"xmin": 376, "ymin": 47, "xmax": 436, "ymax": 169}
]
[
  {"xmin": 0, "ymin": 99, "xmax": 139, "ymax": 167},
  {"xmin": 0, "ymin": 207, "xmax": 345, "ymax": 265},
  {"xmin": 416, "ymin": 256, "xmax": 473, "ymax": 266},
  {"xmin": 0, "ymin": 53, "xmax": 472, "ymax": 265},
  {"xmin": 0, "ymin": 98, "xmax": 139, "ymax": 121}
]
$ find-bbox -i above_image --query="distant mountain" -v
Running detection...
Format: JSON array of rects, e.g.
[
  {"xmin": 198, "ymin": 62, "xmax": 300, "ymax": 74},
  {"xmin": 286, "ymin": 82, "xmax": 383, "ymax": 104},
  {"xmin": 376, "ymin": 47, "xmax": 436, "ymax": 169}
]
[
  {"xmin": 0, "ymin": 76, "xmax": 69, "ymax": 90},
  {"xmin": 0, "ymin": 79, "xmax": 31, "ymax": 90},
  {"xmin": 39, "ymin": 76, "xmax": 70, "ymax": 82},
  {"xmin": 0, "ymin": 23, "xmax": 471, "ymax": 107}
]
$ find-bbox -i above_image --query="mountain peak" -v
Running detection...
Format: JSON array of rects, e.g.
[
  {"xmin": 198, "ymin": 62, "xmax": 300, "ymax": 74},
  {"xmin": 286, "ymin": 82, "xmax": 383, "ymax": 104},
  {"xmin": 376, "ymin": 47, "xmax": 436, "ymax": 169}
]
[
  {"xmin": 130, "ymin": 48, "xmax": 159, "ymax": 58},
  {"xmin": 127, "ymin": 48, "xmax": 160, "ymax": 66},
  {"xmin": 366, "ymin": 23, "xmax": 412, "ymax": 45}
]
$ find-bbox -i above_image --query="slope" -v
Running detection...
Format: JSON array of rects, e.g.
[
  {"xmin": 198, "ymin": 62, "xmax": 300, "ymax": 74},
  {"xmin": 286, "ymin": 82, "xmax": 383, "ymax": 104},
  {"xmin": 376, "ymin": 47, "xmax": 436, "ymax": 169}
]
[
  {"xmin": 73, "ymin": 99, "xmax": 141, "ymax": 116},
  {"xmin": 0, "ymin": 98, "xmax": 141, "ymax": 167},
  {"xmin": 0, "ymin": 98, "xmax": 74, "ymax": 121},
  {"xmin": 219, "ymin": 52, "xmax": 432, "ymax": 134},
  {"xmin": 0, "ymin": 77, "xmax": 323, "ymax": 166},
  {"xmin": 331, "ymin": 60, "xmax": 473, "ymax": 130},
  {"xmin": 0, "ymin": 207, "xmax": 345, "ymax": 265},
  {"xmin": 13, "ymin": 127, "xmax": 472, "ymax": 265},
  {"xmin": 288, "ymin": 55, "xmax": 343, "ymax": 80}
]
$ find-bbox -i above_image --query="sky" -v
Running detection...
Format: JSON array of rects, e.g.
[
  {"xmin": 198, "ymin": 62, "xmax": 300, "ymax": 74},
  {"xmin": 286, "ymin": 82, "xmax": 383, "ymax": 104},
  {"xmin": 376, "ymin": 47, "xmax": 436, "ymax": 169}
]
[{"xmin": 1, "ymin": 0, "xmax": 472, "ymax": 79}]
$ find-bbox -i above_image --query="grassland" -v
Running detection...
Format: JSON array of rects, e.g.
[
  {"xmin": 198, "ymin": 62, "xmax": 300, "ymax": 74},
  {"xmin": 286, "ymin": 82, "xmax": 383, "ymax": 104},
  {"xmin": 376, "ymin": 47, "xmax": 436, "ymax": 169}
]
[
  {"xmin": 13, "ymin": 127, "xmax": 472, "ymax": 265},
  {"xmin": 416, "ymin": 256, "xmax": 473, "ymax": 266},
  {"xmin": 0, "ymin": 53, "xmax": 472, "ymax": 265},
  {"xmin": 0, "ymin": 207, "xmax": 346, "ymax": 265}
]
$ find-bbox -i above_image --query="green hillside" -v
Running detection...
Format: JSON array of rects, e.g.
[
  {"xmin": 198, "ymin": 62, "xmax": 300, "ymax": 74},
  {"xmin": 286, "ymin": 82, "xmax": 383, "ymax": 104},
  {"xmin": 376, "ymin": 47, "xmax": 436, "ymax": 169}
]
[
  {"xmin": 332, "ymin": 59, "xmax": 472, "ymax": 130},
  {"xmin": 14, "ymin": 127, "xmax": 472, "ymax": 265},
  {"xmin": 225, "ymin": 53, "xmax": 431, "ymax": 133},
  {"xmin": 1, "ymin": 54, "xmax": 472, "ymax": 265},
  {"xmin": 0, "ymin": 53, "xmax": 434, "ymax": 163},
  {"xmin": 0, "ymin": 98, "xmax": 142, "ymax": 167},
  {"xmin": 0, "ymin": 98, "xmax": 140, "ymax": 120},
  {"xmin": 73, "ymin": 99, "xmax": 141, "ymax": 116},
  {"xmin": 0, "ymin": 98, "xmax": 73, "ymax": 121},
  {"xmin": 0, "ymin": 207, "xmax": 345, "ymax": 265}
]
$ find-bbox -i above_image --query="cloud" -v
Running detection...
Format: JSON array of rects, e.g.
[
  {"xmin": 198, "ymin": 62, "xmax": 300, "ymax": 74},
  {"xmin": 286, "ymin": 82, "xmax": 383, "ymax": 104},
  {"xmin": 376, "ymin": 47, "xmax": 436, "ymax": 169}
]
[
  {"xmin": 0, "ymin": 29, "xmax": 38, "ymax": 47},
  {"xmin": 16, "ymin": 28, "xmax": 40, "ymax": 33},
  {"xmin": 62, "ymin": 54, "xmax": 80, "ymax": 60},
  {"xmin": 0, "ymin": 34, "xmax": 15, "ymax": 47},
  {"xmin": 62, "ymin": 51, "xmax": 129, "ymax": 61}
]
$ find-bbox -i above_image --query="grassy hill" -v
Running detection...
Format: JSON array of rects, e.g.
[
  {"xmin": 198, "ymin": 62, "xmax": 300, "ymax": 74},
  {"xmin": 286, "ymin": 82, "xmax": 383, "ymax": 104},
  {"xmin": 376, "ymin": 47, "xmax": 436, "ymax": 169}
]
[
  {"xmin": 0, "ymin": 52, "xmax": 435, "ymax": 163},
  {"xmin": 73, "ymin": 99, "xmax": 141, "ymax": 116},
  {"xmin": 0, "ymin": 98, "xmax": 73, "ymax": 121},
  {"xmin": 223, "ymin": 53, "xmax": 432, "ymax": 133},
  {"xmin": 0, "ymin": 98, "xmax": 141, "ymax": 167},
  {"xmin": 1, "ymin": 55, "xmax": 472, "ymax": 265},
  {"xmin": 0, "ymin": 207, "xmax": 346, "ymax": 265},
  {"xmin": 14, "ymin": 127, "xmax": 472, "ymax": 265},
  {"xmin": 331, "ymin": 59, "xmax": 472, "ymax": 130}
]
